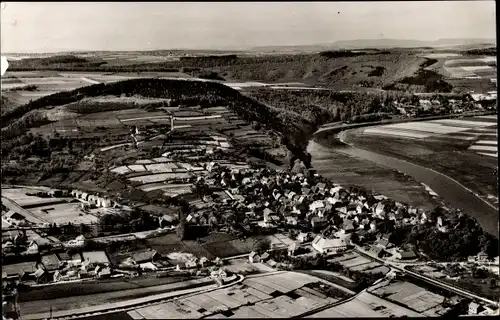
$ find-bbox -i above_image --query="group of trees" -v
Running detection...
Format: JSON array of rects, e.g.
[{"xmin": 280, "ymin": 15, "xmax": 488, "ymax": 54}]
[{"xmin": 389, "ymin": 207, "xmax": 499, "ymax": 261}]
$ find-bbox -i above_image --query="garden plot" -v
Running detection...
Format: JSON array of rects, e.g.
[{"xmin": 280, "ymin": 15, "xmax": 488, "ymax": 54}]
[
  {"xmin": 138, "ymin": 183, "xmax": 192, "ymax": 192},
  {"xmin": 341, "ymin": 256, "xmax": 372, "ymax": 269},
  {"xmin": 110, "ymin": 166, "xmax": 133, "ymax": 174},
  {"xmin": 163, "ymin": 185, "xmax": 193, "ymax": 197},
  {"xmin": 129, "ymin": 173, "xmax": 191, "ymax": 183},
  {"xmin": 29, "ymin": 202, "xmax": 98, "ymax": 225},
  {"xmin": 177, "ymin": 163, "xmax": 204, "ymax": 171},
  {"xmin": 363, "ymin": 128, "xmax": 431, "ymax": 139},
  {"xmin": 384, "ymin": 122, "xmax": 470, "ymax": 134},
  {"xmin": 145, "ymin": 163, "xmax": 179, "ymax": 173},
  {"xmin": 431, "ymin": 119, "xmax": 497, "ymax": 128},
  {"xmin": 127, "ymin": 164, "xmax": 147, "ymax": 172},
  {"xmin": 461, "ymin": 66, "xmax": 495, "ymax": 72},
  {"xmin": 444, "ymin": 67, "xmax": 477, "ymax": 78}
]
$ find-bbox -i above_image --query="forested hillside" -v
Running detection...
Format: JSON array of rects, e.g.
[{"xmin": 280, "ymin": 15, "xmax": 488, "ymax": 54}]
[
  {"xmin": 1, "ymin": 79, "xmax": 313, "ymax": 166},
  {"xmin": 8, "ymin": 52, "xmax": 429, "ymax": 89}
]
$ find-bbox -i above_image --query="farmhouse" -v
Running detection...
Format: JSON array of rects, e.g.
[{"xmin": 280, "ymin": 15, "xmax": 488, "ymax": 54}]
[{"xmin": 312, "ymin": 235, "xmax": 350, "ymax": 254}]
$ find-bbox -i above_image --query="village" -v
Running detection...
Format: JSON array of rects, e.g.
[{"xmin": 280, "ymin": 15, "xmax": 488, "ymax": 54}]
[{"xmin": 3, "ymin": 161, "xmax": 499, "ymax": 317}]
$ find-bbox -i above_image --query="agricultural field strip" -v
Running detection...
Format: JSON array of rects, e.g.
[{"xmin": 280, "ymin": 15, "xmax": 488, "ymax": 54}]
[
  {"xmin": 128, "ymin": 173, "xmax": 193, "ymax": 183},
  {"xmin": 468, "ymin": 145, "xmax": 498, "ymax": 152},
  {"xmin": 431, "ymin": 119, "xmax": 497, "ymax": 127},
  {"xmin": 477, "ymin": 152, "xmax": 498, "ymax": 158},
  {"xmin": 363, "ymin": 128, "xmax": 431, "ymax": 139},
  {"xmin": 121, "ymin": 116, "xmax": 172, "ymax": 122},
  {"xmin": 381, "ymin": 123, "xmax": 470, "ymax": 134},
  {"xmin": 474, "ymin": 140, "xmax": 497, "ymax": 145}
]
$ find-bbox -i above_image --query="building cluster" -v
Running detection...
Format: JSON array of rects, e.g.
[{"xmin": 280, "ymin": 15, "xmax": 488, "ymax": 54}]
[
  {"xmin": 190, "ymin": 165, "xmax": 454, "ymax": 261},
  {"xmin": 392, "ymin": 93, "xmax": 496, "ymax": 117}
]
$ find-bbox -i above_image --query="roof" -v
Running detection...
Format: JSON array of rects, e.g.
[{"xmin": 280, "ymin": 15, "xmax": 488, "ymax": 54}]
[
  {"xmin": 41, "ymin": 253, "xmax": 61, "ymax": 271},
  {"xmin": 132, "ymin": 250, "xmax": 158, "ymax": 263},
  {"xmin": 82, "ymin": 251, "xmax": 110, "ymax": 264},
  {"xmin": 2, "ymin": 261, "xmax": 38, "ymax": 276},
  {"xmin": 343, "ymin": 219, "xmax": 355, "ymax": 230},
  {"xmin": 400, "ymin": 250, "xmax": 417, "ymax": 259},
  {"xmin": 72, "ymin": 253, "xmax": 83, "ymax": 261},
  {"xmin": 34, "ymin": 268, "xmax": 45, "ymax": 278},
  {"xmin": 57, "ymin": 252, "xmax": 72, "ymax": 261},
  {"xmin": 370, "ymin": 246, "xmax": 384, "ymax": 255},
  {"xmin": 377, "ymin": 239, "xmax": 389, "ymax": 247}
]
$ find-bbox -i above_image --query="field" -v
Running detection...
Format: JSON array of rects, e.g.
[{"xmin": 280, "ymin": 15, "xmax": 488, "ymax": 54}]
[
  {"xmin": 19, "ymin": 275, "xmax": 191, "ymax": 302},
  {"xmin": 28, "ymin": 202, "xmax": 99, "ymax": 224},
  {"xmin": 144, "ymin": 232, "xmax": 294, "ymax": 260},
  {"xmin": 308, "ymin": 290, "xmax": 422, "ymax": 318},
  {"xmin": 307, "ymin": 140, "xmax": 440, "ymax": 209},
  {"xmin": 128, "ymin": 272, "xmax": 346, "ymax": 319},
  {"xmin": 369, "ymin": 280, "xmax": 447, "ymax": 315},
  {"xmin": 19, "ymin": 277, "xmax": 211, "ymax": 314},
  {"xmin": 1, "ymin": 186, "xmax": 70, "ymax": 207},
  {"xmin": 426, "ymin": 54, "xmax": 497, "ymax": 93},
  {"xmin": 346, "ymin": 116, "xmax": 498, "ymax": 210}
]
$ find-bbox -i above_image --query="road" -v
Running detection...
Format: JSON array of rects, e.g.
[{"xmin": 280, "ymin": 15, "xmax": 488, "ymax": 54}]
[
  {"xmin": 354, "ymin": 246, "xmax": 499, "ymax": 308},
  {"xmin": 1, "ymin": 196, "xmax": 47, "ymax": 224}
]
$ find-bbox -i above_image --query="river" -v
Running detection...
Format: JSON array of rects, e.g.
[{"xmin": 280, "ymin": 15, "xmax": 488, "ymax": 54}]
[{"xmin": 309, "ymin": 132, "xmax": 498, "ymax": 236}]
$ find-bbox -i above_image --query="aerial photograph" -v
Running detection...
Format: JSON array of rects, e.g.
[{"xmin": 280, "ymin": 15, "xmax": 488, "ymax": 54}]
[{"xmin": 0, "ymin": 1, "xmax": 498, "ymax": 319}]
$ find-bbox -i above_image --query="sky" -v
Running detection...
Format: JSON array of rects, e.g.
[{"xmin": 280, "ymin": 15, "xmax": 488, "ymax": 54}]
[{"xmin": 0, "ymin": 1, "xmax": 496, "ymax": 53}]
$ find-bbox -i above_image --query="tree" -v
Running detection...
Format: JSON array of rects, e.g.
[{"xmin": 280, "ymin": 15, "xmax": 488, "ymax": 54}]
[
  {"xmin": 176, "ymin": 221, "xmax": 187, "ymax": 240},
  {"xmin": 255, "ymin": 238, "xmax": 271, "ymax": 254}
]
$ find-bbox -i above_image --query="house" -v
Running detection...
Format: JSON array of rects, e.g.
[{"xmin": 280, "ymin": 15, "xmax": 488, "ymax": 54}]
[
  {"xmin": 297, "ymin": 232, "xmax": 311, "ymax": 243},
  {"xmin": 437, "ymin": 217, "xmax": 448, "ymax": 232},
  {"xmin": 40, "ymin": 253, "xmax": 61, "ymax": 272},
  {"xmin": 341, "ymin": 219, "xmax": 355, "ymax": 233},
  {"xmin": 286, "ymin": 216, "xmax": 298, "ymax": 226},
  {"xmin": 288, "ymin": 242, "xmax": 300, "ymax": 256},
  {"xmin": 96, "ymin": 265, "xmax": 112, "ymax": 279},
  {"xmin": 267, "ymin": 259, "xmax": 278, "ymax": 268},
  {"xmin": 375, "ymin": 203, "xmax": 386, "ymax": 217},
  {"xmin": 469, "ymin": 302, "xmax": 484, "ymax": 315},
  {"xmin": 312, "ymin": 235, "xmax": 350, "ymax": 254},
  {"xmin": 393, "ymin": 249, "xmax": 418, "ymax": 260},
  {"xmin": 376, "ymin": 238, "xmax": 392, "ymax": 249},
  {"xmin": 176, "ymin": 262, "xmax": 186, "ymax": 271},
  {"xmin": 263, "ymin": 208, "xmax": 274, "ymax": 217},
  {"xmin": 264, "ymin": 214, "xmax": 281, "ymax": 224},
  {"xmin": 309, "ymin": 200, "xmax": 325, "ymax": 213},
  {"xmin": 56, "ymin": 251, "xmax": 72, "ymax": 263},
  {"xmin": 198, "ymin": 257, "xmax": 210, "ymax": 267},
  {"xmin": 34, "ymin": 267, "xmax": 48, "ymax": 283},
  {"xmin": 249, "ymin": 251, "xmax": 261, "ymax": 263},
  {"xmin": 311, "ymin": 217, "xmax": 328, "ymax": 230},
  {"xmin": 369, "ymin": 246, "xmax": 385, "ymax": 258},
  {"xmin": 477, "ymin": 251, "xmax": 490, "ymax": 262},
  {"xmin": 82, "ymin": 251, "xmax": 110, "ymax": 265},
  {"xmin": 2, "ymin": 261, "xmax": 38, "ymax": 278},
  {"xmin": 260, "ymin": 252, "xmax": 270, "ymax": 262},
  {"xmin": 132, "ymin": 249, "xmax": 159, "ymax": 265},
  {"xmin": 26, "ymin": 240, "xmax": 39, "ymax": 255}
]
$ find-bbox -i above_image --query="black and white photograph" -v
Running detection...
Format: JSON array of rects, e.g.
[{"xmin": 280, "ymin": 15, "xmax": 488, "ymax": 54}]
[{"xmin": 0, "ymin": 1, "xmax": 498, "ymax": 319}]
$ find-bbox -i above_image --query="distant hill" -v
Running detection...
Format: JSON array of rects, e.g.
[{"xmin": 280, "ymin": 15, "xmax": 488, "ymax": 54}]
[{"xmin": 250, "ymin": 38, "xmax": 496, "ymax": 52}]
